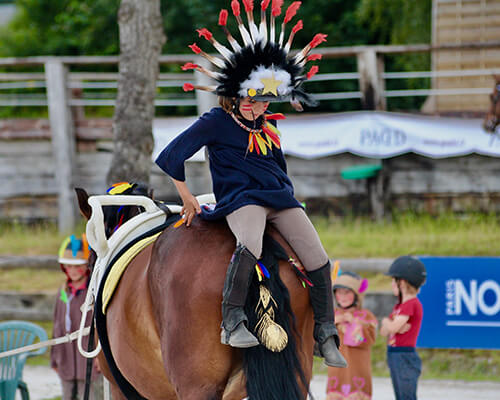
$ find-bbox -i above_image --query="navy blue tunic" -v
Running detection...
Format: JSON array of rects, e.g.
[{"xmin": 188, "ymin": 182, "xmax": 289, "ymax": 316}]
[{"xmin": 155, "ymin": 107, "xmax": 302, "ymax": 220}]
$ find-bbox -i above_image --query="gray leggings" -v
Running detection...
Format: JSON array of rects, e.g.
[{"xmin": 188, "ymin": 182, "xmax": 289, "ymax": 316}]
[{"xmin": 225, "ymin": 205, "xmax": 329, "ymax": 271}]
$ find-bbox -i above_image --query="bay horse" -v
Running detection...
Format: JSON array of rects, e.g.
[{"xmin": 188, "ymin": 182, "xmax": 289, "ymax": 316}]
[
  {"xmin": 76, "ymin": 187, "xmax": 315, "ymax": 400},
  {"xmin": 483, "ymin": 75, "xmax": 500, "ymax": 133}
]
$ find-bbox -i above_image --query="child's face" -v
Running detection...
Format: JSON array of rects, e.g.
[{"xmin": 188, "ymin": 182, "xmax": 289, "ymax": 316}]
[
  {"xmin": 239, "ymin": 97, "xmax": 270, "ymax": 120},
  {"xmin": 64, "ymin": 263, "xmax": 88, "ymax": 283},
  {"xmin": 335, "ymin": 287, "xmax": 355, "ymax": 308},
  {"xmin": 391, "ymin": 277, "xmax": 401, "ymax": 296}
]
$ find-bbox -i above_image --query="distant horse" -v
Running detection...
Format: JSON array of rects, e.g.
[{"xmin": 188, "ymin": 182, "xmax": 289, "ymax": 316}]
[
  {"xmin": 483, "ymin": 75, "xmax": 500, "ymax": 133},
  {"xmin": 76, "ymin": 187, "xmax": 315, "ymax": 400}
]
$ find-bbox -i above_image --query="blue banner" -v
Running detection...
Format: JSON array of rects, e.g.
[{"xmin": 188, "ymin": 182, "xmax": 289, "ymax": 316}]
[{"xmin": 417, "ymin": 257, "xmax": 500, "ymax": 349}]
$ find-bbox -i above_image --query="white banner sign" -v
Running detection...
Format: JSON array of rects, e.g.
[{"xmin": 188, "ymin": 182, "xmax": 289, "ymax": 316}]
[{"xmin": 153, "ymin": 111, "xmax": 500, "ymax": 161}]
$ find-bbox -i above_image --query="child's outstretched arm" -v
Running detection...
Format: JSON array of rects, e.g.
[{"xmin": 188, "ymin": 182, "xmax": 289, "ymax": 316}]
[
  {"xmin": 172, "ymin": 178, "xmax": 201, "ymax": 227},
  {"xmin": 380, "ymin": 315, "xmax": 409, "ymax": 337}
]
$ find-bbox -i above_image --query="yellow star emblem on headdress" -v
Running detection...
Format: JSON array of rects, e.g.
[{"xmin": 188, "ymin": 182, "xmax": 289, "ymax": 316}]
[{"xmin": 260, "ymin": 73, "xmax": 283, "ymax": 96}]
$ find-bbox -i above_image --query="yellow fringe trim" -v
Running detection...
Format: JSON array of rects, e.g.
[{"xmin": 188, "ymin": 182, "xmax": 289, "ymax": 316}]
[{"xmin": 255, "ymin": 285, "xmax": 288, "ymax": 352}]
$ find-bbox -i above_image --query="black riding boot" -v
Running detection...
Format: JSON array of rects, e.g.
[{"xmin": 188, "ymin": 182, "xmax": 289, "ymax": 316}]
[
  {"xmin": 307, "ymin": 262, "xmax": 348, "ymax": 368},
  {"xmin": 221, "ymin": 244, "xmax": 260, "ymax": 348}
]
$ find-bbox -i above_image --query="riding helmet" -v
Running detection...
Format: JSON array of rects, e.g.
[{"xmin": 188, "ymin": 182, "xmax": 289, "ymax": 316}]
[
  {"xmin": 58, "ymin": 234, "xmax": 90, "ymax": 265},
  {"xmin": 385, "ymin": 256, "xmax": 427, "ymax": 289}
]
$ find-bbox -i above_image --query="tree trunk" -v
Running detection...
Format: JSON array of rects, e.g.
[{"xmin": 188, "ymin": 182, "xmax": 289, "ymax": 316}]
[{"xmin": 107, "ymin": 0, "xmax": 166, "ymax": 186}]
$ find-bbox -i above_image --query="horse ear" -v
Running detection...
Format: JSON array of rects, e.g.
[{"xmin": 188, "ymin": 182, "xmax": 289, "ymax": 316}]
[{"xmin": 75, "ymin": 188, "xmax": 92, "ymax": 220}]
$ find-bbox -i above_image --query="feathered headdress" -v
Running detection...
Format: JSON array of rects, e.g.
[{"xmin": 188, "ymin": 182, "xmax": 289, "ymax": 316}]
[{"xmin": 182, "ymin": 0, "xmax": 327, "ymax": 111}]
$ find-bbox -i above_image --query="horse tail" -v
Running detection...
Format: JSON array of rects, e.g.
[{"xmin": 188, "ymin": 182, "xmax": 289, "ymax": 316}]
[{"xmin": 243, "ymin": 237, "xmax": 310, "ymax": 400}]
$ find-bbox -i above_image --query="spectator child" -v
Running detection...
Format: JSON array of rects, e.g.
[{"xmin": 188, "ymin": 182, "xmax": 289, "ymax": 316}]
[
  {"xmin": 380, "ymin": 256, "xmax": 427, "ymax": 400},
  {"xmin": 51, "ymin": 235, "xmax": 100, "ymax": 400},
  {"xmin": 327, "ymin": 271, "xmax": 378, "ymax": 400}
]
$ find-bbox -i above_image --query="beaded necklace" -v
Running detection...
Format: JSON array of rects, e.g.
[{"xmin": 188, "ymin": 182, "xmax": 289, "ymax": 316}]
[
  {"xmin": 229, "ymin": 111, "xmax": 262, "ymax": 134},
  {"xmin": 228, "ymin": 111, "xmax": 283, "ymax": 155}
]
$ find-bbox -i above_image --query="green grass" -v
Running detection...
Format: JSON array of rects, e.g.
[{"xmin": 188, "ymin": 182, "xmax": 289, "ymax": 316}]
[
  {"xmin": 2, "ymin": 213, "xmax": 500, "ymax": 257},
  {"xmin": 0, "ymin": 269, "xmax": 63, "ymax": 292},
  {"xmin": 313, "ymin": 212, "xmax": 500, "ymax": 258},
  {"xmin": 0, "ymin": 220, "xmax": 84, "ymax": 256}
]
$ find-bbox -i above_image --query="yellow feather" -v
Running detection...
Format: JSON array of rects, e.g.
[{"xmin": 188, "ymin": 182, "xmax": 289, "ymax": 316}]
[
  {"xmin": 332, "ymin": 260, "xmax": 340, "ymax": 283},
  {"xmin": 266, "ymin": 122, "xmax": 281, "ymax": 137},
  {"xmin": 255, "ymin": 134, "xmax": 268, "ymax": 155}
]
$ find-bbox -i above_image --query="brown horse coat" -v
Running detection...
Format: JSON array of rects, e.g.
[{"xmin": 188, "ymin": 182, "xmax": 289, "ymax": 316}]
[{"xmin": 96, "ymin": 216, "xmax": 314, "ymax": 400}]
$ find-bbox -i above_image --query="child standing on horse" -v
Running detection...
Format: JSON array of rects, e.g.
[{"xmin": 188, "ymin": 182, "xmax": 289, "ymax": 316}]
[{"xmin": 155, "ymin": 0, "xmax": 346, "ymax": 367}]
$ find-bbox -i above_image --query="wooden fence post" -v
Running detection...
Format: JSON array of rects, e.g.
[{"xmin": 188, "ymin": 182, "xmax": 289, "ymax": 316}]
[
  {"xmin": 45, "ymin": 59, "xmax": 77, "ymax": 233},
  {"xmin": 357, "ymin": 50, "xmax": 386, "ymax": 111}
]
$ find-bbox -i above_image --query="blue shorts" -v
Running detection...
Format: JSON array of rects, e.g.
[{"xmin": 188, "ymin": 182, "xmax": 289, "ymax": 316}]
[{"xmin": 387, "ymin": 346, "xmax": 422, "ymax": 400}]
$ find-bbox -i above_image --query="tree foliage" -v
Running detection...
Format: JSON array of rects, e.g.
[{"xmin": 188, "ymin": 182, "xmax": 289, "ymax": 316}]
[
  {"xmin": 0, "ymin": 0, "xmax": 120, "ymax": 56},
  {"xmin": 1, "ymin": 0, "xmax": 427, "ymax": 57},
  {"xmin": 0, "ymin": 0, "xmax": 432, "ymax": 112}
]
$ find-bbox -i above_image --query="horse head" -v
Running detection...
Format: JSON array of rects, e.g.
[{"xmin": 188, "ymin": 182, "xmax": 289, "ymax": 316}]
[
  {"xmin": 483, "ymin": 75, "xmax": 500, "ymax": 133},
  {"xmin": 76, "ymin": 182, "xmax": 152, "ymax": 239},
  {"xmin": 75, "ymin": 183, "xmax": 153, "ymax": 273}
]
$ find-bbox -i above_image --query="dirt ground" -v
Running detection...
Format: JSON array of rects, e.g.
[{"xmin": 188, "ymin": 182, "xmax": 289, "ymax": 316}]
[{"xmin": 22, "ymin": 365, "xmax": 500, "ymax": 400}]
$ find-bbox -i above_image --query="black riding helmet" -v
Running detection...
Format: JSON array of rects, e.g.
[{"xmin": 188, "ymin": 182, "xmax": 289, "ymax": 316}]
[{"xmin": 385, "ymin": 256, "xmax": 427, "ymax": 289}]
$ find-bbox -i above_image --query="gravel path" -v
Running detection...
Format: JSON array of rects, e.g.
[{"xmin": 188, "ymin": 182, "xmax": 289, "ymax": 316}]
[{"xmin": 21, "ymin": 365, "xmax": 500, "ymax": 400}]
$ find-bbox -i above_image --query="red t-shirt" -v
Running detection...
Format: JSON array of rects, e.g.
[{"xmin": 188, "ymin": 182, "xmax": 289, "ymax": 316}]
[{"xmin": 388, "ymin": 297, "xmax": 423, "ymax": 347}]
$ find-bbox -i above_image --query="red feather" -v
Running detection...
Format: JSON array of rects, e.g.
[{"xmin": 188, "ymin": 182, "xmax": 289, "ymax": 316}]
[
  {"xmin": 183, "ymin": 83, "xmax": 194, "ymax": 92},
  {"xmin": 261, "ymin": 0, "xmax": 271, "ymax": 10},
  {"xmin": 181, "ymin": 63, "xmax": 198, "ymax": 71},
  {"xmin": 284, "ymin": 1, "xmax": 301, "ymax": 23},
  {"xmin": 265, "ymin": 113, "xmax": 286, "ymax": 120},
  {"xmin": 231, "ymin": 0, "xmax": 241, "ymax": 16},
  {"xmin": 196, "ymin": 28, "xmax": 213, "ymax": 41},
  {"xmin": 307, "ymin": 66, "xmax": 319, "ymax": 80},
  {"xmin": 292, "ymin": 20, "xmax": 303, "ymax": 34},
  {"xmin": 307, "ymin": 53, "xmax": 322, "ymax": 61},
  {"xmin": 271, "ymin": 0, "xmax": 283, "ymax": 16},
  {"xmin": 262, "ymin": 125, "xmax": 281, "ymax": 147},
  {"xmin": 242, "ymin": 0, "xmax": 254, "ymax": 12},
  {"xmin": 218, "ymin": 10, "xmax": 229, "ymax": 26},
  {"xmin": 188, "ymin": 43, "xmax": 202, "ymax": 54},
  {"xmin": 252, "ymin": 135, "xmax": 260, "ymax": 154},
  {"xmin": 309, "ymin": 33, "xmax": 327, "ymax": 48}
]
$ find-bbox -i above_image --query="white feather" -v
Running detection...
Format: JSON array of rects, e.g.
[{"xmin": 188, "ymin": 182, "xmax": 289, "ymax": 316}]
[{"xmin": 238, "ymin": 65, "xmax": 292, "ymax": 97}]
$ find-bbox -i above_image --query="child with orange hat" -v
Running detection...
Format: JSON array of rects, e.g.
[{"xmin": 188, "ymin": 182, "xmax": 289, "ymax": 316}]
[
  {"xmin": 327, "ymin": 271, "xmax": 378, "ymax": 400},
  {"xmin": 51, "ymin": 235, "xmax": 101, "ymax": 400}
]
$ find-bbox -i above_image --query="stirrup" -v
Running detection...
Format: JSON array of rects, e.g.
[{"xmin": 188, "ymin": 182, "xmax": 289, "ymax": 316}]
[{"xmin": 221, "ymin": 322, "xmax": 259, "ymax": 348}]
